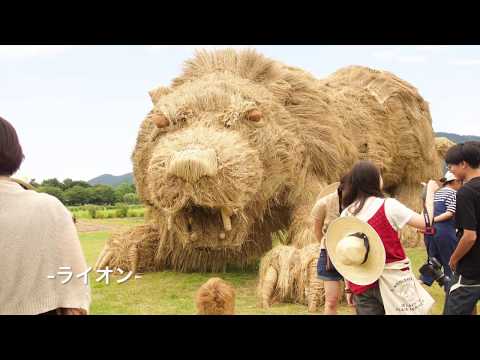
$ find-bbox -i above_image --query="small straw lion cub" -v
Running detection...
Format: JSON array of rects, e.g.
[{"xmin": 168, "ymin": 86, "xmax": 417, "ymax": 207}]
[{"xmin": 195, "ymin": 278, "xmax": 236, "ymax": 315}]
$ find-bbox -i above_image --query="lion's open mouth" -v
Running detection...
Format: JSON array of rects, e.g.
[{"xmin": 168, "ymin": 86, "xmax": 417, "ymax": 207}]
[{"xmin": 167, "ymin": 204, "xmax": 239, "ymax": 243}]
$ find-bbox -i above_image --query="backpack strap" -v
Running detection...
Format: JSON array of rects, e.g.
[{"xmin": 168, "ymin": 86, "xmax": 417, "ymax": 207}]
[{"xmin": 10, "ymin": 178, "xmax": 35, "ymax": 190}]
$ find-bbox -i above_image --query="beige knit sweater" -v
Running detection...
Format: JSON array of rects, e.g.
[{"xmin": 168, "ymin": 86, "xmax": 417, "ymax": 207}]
[{"xmin": 0, "ymin": 179, "xmax": 91, "ymax": 314}]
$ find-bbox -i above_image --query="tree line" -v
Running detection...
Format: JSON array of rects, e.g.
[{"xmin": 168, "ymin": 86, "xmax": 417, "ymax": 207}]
[{"xmin": 30, "ymin": 178, "xmax": 139, "ymax": 206}]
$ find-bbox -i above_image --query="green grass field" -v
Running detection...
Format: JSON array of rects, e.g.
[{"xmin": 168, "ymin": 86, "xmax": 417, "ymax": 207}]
[
  {"xmin": 79, "ymin": 218, "xmax": 478, "ymax": 315},
  {"xmin": 69, "ymin": 205, "xmax": 145, "ymax": 219}
]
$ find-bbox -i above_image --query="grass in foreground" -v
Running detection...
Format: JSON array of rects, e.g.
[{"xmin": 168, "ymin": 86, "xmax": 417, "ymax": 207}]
[{"xmin": 80, "ymin": 218, "xmax": 477, "ymax": 315}]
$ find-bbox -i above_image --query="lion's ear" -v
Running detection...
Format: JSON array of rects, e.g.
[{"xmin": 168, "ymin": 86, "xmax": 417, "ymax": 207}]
[{"xmin": 149, "ymin": 85, "xmax": 171, "ymax": 105}]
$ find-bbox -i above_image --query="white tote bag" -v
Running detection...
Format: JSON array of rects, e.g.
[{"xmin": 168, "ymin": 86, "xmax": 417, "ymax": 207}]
[{"xmin": 378, "ymin": 259, "xmax": 435, "ymax": 315}]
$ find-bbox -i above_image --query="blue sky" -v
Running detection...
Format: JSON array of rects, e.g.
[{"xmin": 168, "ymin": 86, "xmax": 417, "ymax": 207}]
[{"xmin": 1, "ymin": 45, "xmax": 479, "ymax": 182}]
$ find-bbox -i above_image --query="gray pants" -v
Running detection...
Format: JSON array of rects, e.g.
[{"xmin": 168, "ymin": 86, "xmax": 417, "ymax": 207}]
[{"xmin": 353, "ymin": 286, "xmax": 385, "ymax": 315}]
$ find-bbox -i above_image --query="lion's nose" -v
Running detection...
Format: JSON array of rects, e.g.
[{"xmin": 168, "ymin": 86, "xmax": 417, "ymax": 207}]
[{"xmin": 167, "ymin": 148, "xmax": 218, "ymax": 182}]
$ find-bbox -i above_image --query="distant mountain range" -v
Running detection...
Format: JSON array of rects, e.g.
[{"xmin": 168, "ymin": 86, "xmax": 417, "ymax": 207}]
[
  {"xmin": 88, "ymin": 173, "xmax": 134, "ymax": 187},
  {"xmin": 87, "ymin": 132, "xmax": 479, "ymax": 187},
  {"xmin": 435, "ymin": 132, "xmax": 480, "ymax": 144}
]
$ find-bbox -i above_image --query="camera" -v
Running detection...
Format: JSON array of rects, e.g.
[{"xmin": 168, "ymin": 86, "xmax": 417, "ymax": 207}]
[{"xmin": 419, "ymin": 257, "xmax": 451, "ymax": 288}]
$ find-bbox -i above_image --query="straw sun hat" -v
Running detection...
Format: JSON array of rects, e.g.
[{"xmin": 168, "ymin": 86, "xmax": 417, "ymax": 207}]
[{"xmin": 325, "ymin": 216, "xmax": 386, "ymax": 285}]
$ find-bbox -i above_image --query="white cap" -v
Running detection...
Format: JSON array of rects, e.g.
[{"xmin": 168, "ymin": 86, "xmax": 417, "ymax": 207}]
[{"xmin": 444, "ymin": 171, "xmax": 457, "ymax": 182}]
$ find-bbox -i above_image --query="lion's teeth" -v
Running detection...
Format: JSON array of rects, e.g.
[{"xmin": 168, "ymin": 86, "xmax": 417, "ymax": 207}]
[{"xmin": 220, "ymin": 208, "xmax": 232, "ymax": 231}]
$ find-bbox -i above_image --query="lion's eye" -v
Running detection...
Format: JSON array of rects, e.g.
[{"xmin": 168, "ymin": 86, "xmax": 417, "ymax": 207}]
[{"xmin": 245, "ymin": 109, "xmax": 262, "ymax": 122}]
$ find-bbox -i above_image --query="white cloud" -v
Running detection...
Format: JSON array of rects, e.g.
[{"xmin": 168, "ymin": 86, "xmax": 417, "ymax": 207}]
[
  {"xmin": 448, "ymin": 58, "xmax": 480, "ymax": 66},
  {"xmin": 0, "ymin": 45, "xmax": 73, "ymax": 59},
  {"xmin": 411, "ymin": 45, "xmax": 449, "ymax": 52},
  {"xmin": 372, "ymin": 46, "xmax": 478, "ymax": 66},
  {"xmin": 372, "ymin": 46, "xmax": 431, "ymax": 64},
  {"xmin": 372, "ymin": 49, "xmax": 397, "ymax": 61},
  {"xmin": 398, "ymin": 55, "xmax": 427, "ymax": 63}
]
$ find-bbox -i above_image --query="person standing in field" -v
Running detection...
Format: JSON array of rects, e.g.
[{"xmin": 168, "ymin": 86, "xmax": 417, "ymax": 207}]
[
  {"xmin": 443, "ymin": 142, "xmax": 480, "ymax": 315},
  {"xmin": 420, "ymin": 171, "xmax": 462, "ymax": 294},
  {"xmin": 0, "ymin": 116, "xmax": 91, "ymax": 315},
  {"xmin": 333, "ymin": 160, "xmax": 429, "ymax": 315},
  {"xmin": 312, "ymin": 174, "xmax": 354, "ymax": 314}
]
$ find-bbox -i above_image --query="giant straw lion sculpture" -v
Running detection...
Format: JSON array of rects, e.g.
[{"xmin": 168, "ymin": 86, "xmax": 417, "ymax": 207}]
[{"xmin": 95, "ymin": 48, "xmax": 446, "ymax": 273}]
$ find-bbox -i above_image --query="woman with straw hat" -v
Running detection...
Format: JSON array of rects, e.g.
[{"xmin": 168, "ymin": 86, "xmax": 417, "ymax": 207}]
[{"xmin": 326, "ymin": 160, "xmax": 432, "ymax": 315}]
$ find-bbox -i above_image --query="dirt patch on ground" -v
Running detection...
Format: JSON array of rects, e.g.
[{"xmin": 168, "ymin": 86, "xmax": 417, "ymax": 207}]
[
  {"xmin": 75, "ymin": 218, "xmax": 145, "ymax": 233},
  {"xmin": 76, "ymin": 219, "xmax": 132, "ymax": 233}
]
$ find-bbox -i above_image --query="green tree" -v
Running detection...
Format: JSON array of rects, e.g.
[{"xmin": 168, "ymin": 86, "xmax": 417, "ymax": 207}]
[
  {"xmin": 63, "ymin": 178, "xmax": 74, "ymax": 189},
  {"xmin": 114, "ymin": 182, "xmax": 136, "ymax": 203},
  {"xmin": 42, "ymin": 178, "xmax": 64, "ymax": 190},
  {"xmin": 89, "ymin": 185, "xmax": 116, "ymax": 205},
  {"xmin": 63, "ymin": 178, "xmax": 91, "ymax": 191},
  {"xmin": 63, "ymin": 185, "xmax": 90, "ymax": 206},
  {"xmin": 37, "ymin": 186, "xmax": 65, "ymax": 203},
  {"xmin": 123, "ymin": 192, "xmax": 139, "ymax": 204},
  {"xmin": 68, "ymin": 180, "xmax": 91, "ymax": 189},
  {"xmin": 85, "ymin": 187, "xmax": 99, "ymax": 204}
]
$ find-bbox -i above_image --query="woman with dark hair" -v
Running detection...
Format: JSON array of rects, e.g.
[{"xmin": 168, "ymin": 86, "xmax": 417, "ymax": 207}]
[
  {"xmin": 339, "ymin": 160, "xmax": 428, "ymax": 315},
  {"xmin": 0, "ymin": 116, "xmax": 91, "ymax": 315}
]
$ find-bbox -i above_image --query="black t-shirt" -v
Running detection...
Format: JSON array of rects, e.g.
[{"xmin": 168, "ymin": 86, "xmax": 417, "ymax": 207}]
[{"xmin": 455, "ymin": 176, "xmax": 480, "ymax": 280}]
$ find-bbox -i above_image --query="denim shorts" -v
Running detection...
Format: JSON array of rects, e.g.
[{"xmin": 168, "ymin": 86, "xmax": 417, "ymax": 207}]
[{"xmin": 317, "ymin": 248, "xmax": 343, "ymax": 281}]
